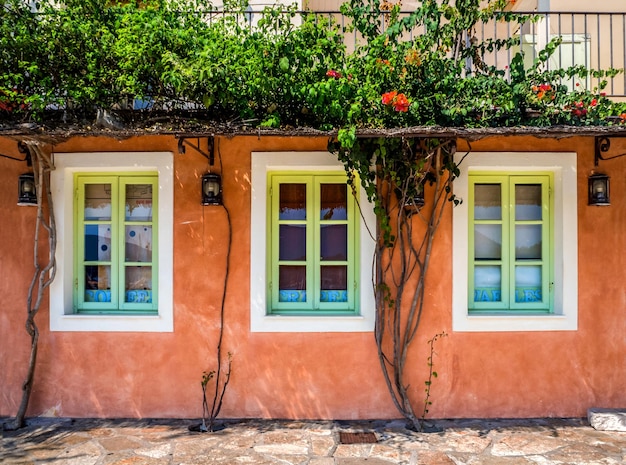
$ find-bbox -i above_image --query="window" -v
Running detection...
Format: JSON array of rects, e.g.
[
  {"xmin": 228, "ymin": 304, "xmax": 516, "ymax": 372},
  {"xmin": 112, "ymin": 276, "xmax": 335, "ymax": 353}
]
[
  {"xmin": 469, "ymin": 173, "xmax": 552, "ymax": 313},
  {"xmin": 250, "ymin": 151, "xmax": 376, "ymax": 332},
  {"xmin": 50, "ymin": 152, "xmax": 173, "ymax": 332},
  {"xmin": 452, "ymin": 152, "xmax": 578, "ymax": 332},
  {"xmin": 75, "ymin": 174, "xmax": 158, "ymax": 314},
  {"xmin": 268, "ymin": 173, "xmax": 358, "ymax": 315}
]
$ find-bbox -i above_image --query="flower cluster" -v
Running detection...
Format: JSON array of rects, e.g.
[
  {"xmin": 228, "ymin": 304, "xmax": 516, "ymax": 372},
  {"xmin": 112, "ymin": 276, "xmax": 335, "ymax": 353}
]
[
  {"xmin": 532, "ymin": 83, "xmax": 555, "ymax": 101},
  {"xmin": 326, "ymin": 69, "xmax": 342, "ymax": 79},
  {"xmin": 381, "ymin": 91, "xmax": 410, "ymax": 112},
  {"xmin": 376, "ymin": 58, "xmax": 393, "ymax": 69},
  {"xmin": 570, "ymin": 98, "xmax": 597, "ymax": 117}
]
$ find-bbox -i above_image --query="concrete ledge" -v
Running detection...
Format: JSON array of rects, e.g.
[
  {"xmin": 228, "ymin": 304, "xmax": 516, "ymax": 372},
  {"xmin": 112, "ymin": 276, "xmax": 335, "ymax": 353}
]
[{"xmin": 588, "ymin": 408, "xmax": 626, "ymax": 432}]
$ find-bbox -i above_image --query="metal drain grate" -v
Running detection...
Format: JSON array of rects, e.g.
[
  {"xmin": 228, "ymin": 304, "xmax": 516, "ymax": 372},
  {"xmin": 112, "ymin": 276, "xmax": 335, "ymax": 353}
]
[{"xmin": 339, "ymin": 432, "xmax": 378, "ymax": 444}]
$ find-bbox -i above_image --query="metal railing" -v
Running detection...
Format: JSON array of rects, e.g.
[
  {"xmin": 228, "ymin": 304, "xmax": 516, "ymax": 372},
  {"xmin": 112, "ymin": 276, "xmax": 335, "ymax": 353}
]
[{"xmin": 300, "ymin": 10, "xmax": 626, "ymax": 97}]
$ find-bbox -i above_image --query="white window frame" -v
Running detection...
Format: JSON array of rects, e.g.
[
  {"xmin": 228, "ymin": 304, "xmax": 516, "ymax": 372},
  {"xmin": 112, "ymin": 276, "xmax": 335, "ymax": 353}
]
[
  {"xmin": 251, "ymin": 151, "xmax": 376, "ymax": 332},
  {"xmin": 453, "ymin": 151, "xmax": 578, "ymax": 332},
  {"xmin": 50, "ymin": 152, "xmax": 174, "ymax": 332}
]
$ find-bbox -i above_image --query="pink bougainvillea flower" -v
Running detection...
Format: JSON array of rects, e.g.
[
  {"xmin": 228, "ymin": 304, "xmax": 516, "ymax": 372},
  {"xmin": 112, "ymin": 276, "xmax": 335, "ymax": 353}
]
[
  {"xmin": 393, "ymin": 93, "xmax": 410, "ymax": 112},
  {"xmin": 326, "ymin": 69, "xmax": 342, "ymax": 79},
  {"xmin": 381, "ymin": 91, "xmax": 398, "ymax": 106}
]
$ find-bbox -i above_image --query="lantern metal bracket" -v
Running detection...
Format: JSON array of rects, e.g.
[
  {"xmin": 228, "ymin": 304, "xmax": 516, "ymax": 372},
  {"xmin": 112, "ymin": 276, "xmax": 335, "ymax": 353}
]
[
  {"xmin": 595, "ymin": 136, "xmax": 626, "ymax": 166},
  {"xmin": 177, "ymin": 136, "xmax": 214, "ymax": 166},
  {"xmin": 0, "ymin": 140, "xmax": 31, "ymax": 164}
]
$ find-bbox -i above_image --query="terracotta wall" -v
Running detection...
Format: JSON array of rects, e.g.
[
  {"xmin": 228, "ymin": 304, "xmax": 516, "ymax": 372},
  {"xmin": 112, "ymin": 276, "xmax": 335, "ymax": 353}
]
[{"xmin": 1, "ymin": 133, "xmax": 624, "ymax": 420}]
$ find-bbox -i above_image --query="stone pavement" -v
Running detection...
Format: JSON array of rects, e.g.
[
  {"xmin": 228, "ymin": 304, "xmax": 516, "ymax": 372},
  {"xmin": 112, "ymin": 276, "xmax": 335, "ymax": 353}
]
[{"xmin": 2, "ymin": 417, "xmax": 626, "ymax": 465}]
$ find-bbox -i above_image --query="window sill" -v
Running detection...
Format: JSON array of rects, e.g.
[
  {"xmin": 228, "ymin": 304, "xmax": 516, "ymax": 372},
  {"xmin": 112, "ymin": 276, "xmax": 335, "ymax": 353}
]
[
  {"xmin": 454, "ymin": 313, "xmax": 576, "ymax": 332},
  {"xmin": 252, "ymin": 313, "xmax": 371, "ymax": 333},
  {"xmin": 50, "ymin": 313, "xmax": 172, "ymax": 333}
]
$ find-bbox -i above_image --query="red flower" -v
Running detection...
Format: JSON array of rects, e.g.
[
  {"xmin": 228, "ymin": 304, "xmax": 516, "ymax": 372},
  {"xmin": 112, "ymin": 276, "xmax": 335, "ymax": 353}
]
[
  {"xmin": 381, "ymin": 91, "xmax": 398, "ymax": 106},
  {"xmin": 326, "ymin": 69, "xmax": 342, "ymax": 79},
  {"xmin": 591, "ymin": 98, "xmax": 598, "ymax": 107},
  {"xmin": 381, "ymin": 91, "xmax": 410, "ymax": 112},
  {"xmin": 393, "ymin": 93, "xmax": 410, "ymax": 112}
]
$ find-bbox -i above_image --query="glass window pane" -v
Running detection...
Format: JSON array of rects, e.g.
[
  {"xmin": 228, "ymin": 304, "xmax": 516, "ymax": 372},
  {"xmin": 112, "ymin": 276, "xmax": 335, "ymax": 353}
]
[
  {"xmin": 125, "ymin": 226, "xmax": 152, "ymax": 262},
  {"xmin": 279, "ymin": 184, "xmax": 306, "ymax": 220},
  {"xmin": 84, "ymin": 225, "xmax": 111, "ymax": 261},
  {"xmin": 474, "ymin": 184, "xmax": 501, "ymax": 220},
  {"xmin": 125, "ymin": 184, "xmax": 153, "ymax": 221},
  {"xmin": 474, "ymin": 224, "xmax": 502, "ymax": 260},
  {"xmin": 320, "ymin": 266, "xmax": 348, "ymax": 303},
  {"xmin": 85, "ymin": 265, "xmax": 111, "ymax": 290},
  {"xmin": 515, "ymin": 184, "xmax": 542, "ymax": 221},
  {"xmin": 321, "ymin": 265, "xmax": 347, "ymax": 290},
  {"xmin": 125, "ymin": 267, "xmax": 153, "ymax": 303},
  {"xmin": 515, "ymin": 266, "xmax": 542, "ymax": 302},
  {"xmin": 279, "ymin": 225, "xmax": 306, "ymax": 261},
  {"xmin": 320, "ymin": 184, "xmax": 347, "ymax": 220},
  {"xmin": 124, "ymin": 266, "xmax": 152, "ymax": 294},
  {"xmin": 84, "ymin": 183, "xmax": 112, "ymax": 220},
  {"xmin": 515, "ymin": 225, "xmax": 542, "ymax": 259},
  {"xmin": 279, "ymin": 265, "xmax": 306, "ymax": 302},
  {"xmin": 474, "ymin": 265, "xmax": 501, "ymax": 302},
  {"xmin": 320, "ymin": 224, "xmax": 347, "ymax": 261}
]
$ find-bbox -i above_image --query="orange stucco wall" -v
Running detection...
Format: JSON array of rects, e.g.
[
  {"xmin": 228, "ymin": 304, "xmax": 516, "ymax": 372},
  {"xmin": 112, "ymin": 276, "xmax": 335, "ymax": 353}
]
[{"xmin": 1, "ymin": 133, "xmax": 624, "ymax": 421}]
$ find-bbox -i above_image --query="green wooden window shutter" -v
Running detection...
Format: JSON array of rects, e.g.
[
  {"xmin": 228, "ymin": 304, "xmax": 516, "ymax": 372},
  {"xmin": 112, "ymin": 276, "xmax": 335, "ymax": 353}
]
[
  {"xmin": 74, "ymin": 173, "xmax": 158, "ymax": 314},
  {"xmin": 267, "ymin": 173, "xmax": 359, "ymax": 315},
  {"xmin": 469, "ymin": 173, "xmax": 553, "ymax": 313}
]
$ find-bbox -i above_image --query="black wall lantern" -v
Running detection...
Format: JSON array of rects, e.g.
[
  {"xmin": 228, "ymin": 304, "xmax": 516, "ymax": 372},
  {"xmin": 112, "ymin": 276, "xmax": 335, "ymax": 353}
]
[
  {"xmin": 588, "ymin": 172, "xmax": 610, "ymax": 206},
  {"xmin": 202, "ymin": 172, "xmax": 222, "ymax": 206},
  {"xmin": 177, "ymin": 136, "xmax": 223, "ymax": 206},
  {"xmin": 18, "ymin": 172, "xmax": 37, "ymax": 206}
]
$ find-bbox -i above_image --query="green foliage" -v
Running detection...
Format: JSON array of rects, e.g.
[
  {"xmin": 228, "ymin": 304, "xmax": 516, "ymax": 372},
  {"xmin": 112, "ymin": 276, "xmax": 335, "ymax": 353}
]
[{"xmin": 1, "ymin": 0, "xmax": 625, "ymax": 127}]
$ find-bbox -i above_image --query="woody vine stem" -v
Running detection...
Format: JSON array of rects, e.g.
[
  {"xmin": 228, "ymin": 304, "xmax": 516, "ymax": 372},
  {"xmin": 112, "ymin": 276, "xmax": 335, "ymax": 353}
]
[
  {"xmin": 332, "ymin": 136, "xmax": 458, "ymax": 432},
  {"xmin": 5, "ymin": 141, "xmax": 57, "ymax": 431}
]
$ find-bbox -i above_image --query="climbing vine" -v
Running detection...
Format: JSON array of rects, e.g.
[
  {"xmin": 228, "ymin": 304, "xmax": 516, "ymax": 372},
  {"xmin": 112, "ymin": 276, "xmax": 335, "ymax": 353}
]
[{"xmin": 4, "ymin": 142, "xmax": 56, "ymax": 431}]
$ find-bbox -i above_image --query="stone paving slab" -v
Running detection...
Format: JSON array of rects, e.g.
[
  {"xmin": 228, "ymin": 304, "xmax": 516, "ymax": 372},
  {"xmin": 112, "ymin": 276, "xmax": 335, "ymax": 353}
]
[
  {"xmin": 2, "ymin": 417, "xmax": 626, "ymax": 465},
  {"xmin": 588, "ymin": 408, "xmax": 626, "ymax": 432}
]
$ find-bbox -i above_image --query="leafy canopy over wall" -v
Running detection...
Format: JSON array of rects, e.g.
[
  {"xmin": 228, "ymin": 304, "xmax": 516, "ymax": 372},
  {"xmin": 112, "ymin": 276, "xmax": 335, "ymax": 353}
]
[{"xmin": 1, "ymin": 0, "xmax": 625, "ymax": 129}]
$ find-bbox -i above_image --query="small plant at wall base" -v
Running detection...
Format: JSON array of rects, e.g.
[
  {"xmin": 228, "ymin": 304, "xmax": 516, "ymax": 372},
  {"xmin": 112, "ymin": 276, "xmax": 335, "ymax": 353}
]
[
  {"xmin": 195, "ymin": 352, "xmax": 232, "ymax": 433},
  {"xmin": 421, "ymin": 332, "xmax": 448, "ymax": 432}
]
